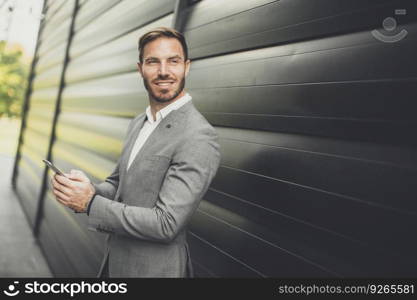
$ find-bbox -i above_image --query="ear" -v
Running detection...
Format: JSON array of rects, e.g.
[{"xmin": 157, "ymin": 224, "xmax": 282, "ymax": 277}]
[
  {"xmin": 184, "ymin": 59, "xmax": 191, "ymax": 77},
  {"xmin": 137, "ymin": 62, "xmax": 143, "ymax": 77}
]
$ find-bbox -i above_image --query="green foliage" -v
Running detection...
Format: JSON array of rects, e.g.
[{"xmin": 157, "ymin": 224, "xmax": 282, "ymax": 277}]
[{"xmin": 0, "ymin": 40, "xmax": 28, "ymax": 118}]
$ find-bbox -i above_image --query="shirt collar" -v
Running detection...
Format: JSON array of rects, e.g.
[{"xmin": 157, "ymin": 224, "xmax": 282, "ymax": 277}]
[{"xmin": 145, "ymin": 93, "xmax": 192, "ymax": 124}]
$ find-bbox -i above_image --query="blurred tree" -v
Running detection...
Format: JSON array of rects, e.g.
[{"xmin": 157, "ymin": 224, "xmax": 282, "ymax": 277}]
[{"xmin": 0, "ymin": 40, "xmax": 28, "ymax": 118}]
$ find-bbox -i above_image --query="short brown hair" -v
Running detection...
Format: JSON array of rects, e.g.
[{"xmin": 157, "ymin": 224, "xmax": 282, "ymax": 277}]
[{"xmin": 138, "ymin": 27, "xmax": 188, "ymax": 64}]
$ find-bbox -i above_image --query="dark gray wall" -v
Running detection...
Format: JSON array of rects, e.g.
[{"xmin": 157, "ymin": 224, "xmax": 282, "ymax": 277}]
[{"xmin": 13, "ymin": 0, "xmax": 417, "ymax": 277}]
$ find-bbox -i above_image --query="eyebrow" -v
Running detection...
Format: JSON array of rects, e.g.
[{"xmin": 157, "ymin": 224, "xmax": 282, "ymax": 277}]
[
  {"xmin": 143, "ymin": 57, "xmax": 157, "ymax": 61},
  {"xmin": 145, "ymin": 55, "xmax": 183, "ymax": 61}
]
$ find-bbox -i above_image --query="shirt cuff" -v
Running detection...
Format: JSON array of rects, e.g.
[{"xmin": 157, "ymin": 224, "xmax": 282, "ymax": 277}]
[{"xmin": 87, "ymin": 193, "xmax": 97, "ymax": 216}]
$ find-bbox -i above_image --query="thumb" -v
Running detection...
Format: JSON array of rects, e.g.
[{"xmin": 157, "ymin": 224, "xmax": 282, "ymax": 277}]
[
  {"xmin": 69, "ymin": 170, "xmax": 87, "ymax": 181},
  {"xmin": 70, "ymin": 169, "xmax": 82, "ymax": 175},
  {"xmin": 68, "ymin": 173, "xmax": 82, "ymax": 181}
]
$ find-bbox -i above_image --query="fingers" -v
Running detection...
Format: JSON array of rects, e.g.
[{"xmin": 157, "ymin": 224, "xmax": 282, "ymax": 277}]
[
  {"xmin": 51, "ymin": 174, "xmax": 79, "ymax": 211},
  {"xmin": 54, "ymin": 188, "xmax": 78, "ymax": 211},
  {"xmin": 55, "ymin": 190, "xmax": 85, "ymax": 213},
  {"xmin": 53, "ymin": 188, "xmax": 70, "ymax": 202},
  {"xmin": 55, "ymin": 196, "xmax": 76, "ymax": 211},
  {"xmin": 51, "ymin": 176, "xmax": 72, "ymax": 196},
  {"xmin": 55, "ymin": 196, "xmax": 66, "ymax": 205},
  {"xmin": 54, "ymin": 174, "xmax": 75, "ymax": 188},
  {"xmin": 51, "ymin": 172, "xmax": 91, "ymax": 213}
]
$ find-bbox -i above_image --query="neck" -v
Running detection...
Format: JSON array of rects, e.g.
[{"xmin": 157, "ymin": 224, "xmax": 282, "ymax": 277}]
[{"xmin": 149, "ymin": 90, "xmax": 186, "ymax": 121}]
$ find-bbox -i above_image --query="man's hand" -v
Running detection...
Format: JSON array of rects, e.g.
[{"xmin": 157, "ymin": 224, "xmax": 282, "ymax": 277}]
[{"xmin": 51, "ymin": 169, "xmax": 95, "ymax": 213}]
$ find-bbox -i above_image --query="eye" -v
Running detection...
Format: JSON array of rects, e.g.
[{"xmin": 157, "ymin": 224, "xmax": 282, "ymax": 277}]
[
  {"xmin": 169, "ymin": 58, "xmax": 181, "ymax": 64},
  {"xmin": 146, "ymin": 59, "xmax": 158, "ymax": 64}
]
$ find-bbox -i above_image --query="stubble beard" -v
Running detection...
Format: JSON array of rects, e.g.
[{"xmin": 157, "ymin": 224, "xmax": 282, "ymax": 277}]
[{"xmin": 143, "ymin": 76, "xmax": 186, "ymax": 103}]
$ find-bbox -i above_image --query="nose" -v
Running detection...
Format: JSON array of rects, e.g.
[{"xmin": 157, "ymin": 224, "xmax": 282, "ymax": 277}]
[{"xmin": 158, "ymin": 61, "xmax": 169, "ymax": 76}]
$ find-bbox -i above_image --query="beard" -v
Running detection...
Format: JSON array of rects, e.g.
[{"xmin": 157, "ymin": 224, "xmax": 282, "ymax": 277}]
[{"xmin": 143, "ymin": 75, "xmax": 186, "ymax": 103}]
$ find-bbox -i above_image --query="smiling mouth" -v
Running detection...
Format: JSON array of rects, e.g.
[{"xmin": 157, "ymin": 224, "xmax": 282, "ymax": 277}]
[{"xmin": 154, "ymin": 81, "xmax": 175, "ymax": 87}]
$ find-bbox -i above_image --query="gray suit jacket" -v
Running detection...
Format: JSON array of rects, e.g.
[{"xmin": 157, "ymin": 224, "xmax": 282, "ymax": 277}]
[{"xmin": 87, "ymin": 100, "xmax": 221, "ymax": 277}]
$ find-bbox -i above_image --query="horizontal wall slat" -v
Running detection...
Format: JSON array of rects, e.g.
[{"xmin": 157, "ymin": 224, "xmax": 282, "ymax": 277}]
[
  {"xmin": 185, "ymin": 0, "xmax": 416, "ymax": 59},
  {"xmin": 70, "ymin": 0, "xmax": 175, "ymax": 59},
  {"xmin": 66, "ymin": 15, "xmax": 172, "ymax": 84},
  {"xmin": 191, "ymin": 202, "xmax": 336, "ymax": 277},
  {"xmin": 62, "ymin": 73, "xmax": 147, "ymax": 117}
]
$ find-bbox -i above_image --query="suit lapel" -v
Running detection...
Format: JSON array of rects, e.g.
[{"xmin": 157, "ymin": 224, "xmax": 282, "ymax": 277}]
[
  {"xmin": 115, "ymin": 101, "xmax": 193, "ymax": 202},
  {"xmin": 126, "ymin": 104, "xmax": 188, "ymax": 175},
  {"xmin": 119, "ymin": 113, "xmax": 146, "ymax": 178}
]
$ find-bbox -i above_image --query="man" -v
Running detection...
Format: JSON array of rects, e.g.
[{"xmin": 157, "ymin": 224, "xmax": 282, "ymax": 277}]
[{"xmin": 51, "ymin": 27, "xmax": 221, "ymax": 277}]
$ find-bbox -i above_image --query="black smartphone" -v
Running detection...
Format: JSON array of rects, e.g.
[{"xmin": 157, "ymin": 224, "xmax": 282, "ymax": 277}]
[{"xmin": 42, "ymin": 159, "xmax": 66, "ymax": 177}]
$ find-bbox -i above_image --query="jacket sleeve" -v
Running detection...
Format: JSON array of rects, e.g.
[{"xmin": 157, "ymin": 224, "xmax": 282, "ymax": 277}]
[
  {"xmin": 87, "ymin": 127, "xmax": 221, "ymax": 243},
  {"xmin": 91, "ymin": 160, "xmax": 120, "ymax": 200}
]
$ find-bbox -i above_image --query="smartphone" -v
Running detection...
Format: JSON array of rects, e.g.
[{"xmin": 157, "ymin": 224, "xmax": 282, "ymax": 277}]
[{"xmin": 42, "ymin": 159, "xmax": 66, "ymax": 177}]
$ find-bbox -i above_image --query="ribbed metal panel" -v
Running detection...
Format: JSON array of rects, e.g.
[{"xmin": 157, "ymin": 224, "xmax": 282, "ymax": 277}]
[
  {"xmin": 15, "ymin": 0, "xmax": 75, "ymax": 227},
  {"xmin": 184, "ymin": 0, "xmax": 417, "ymax": 277},
  {"xmin": 14, "ymin": 0, "xmax": 417, "ymax": 277}
]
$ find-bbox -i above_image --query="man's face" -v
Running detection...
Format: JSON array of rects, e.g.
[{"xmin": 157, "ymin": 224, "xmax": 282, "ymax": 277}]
[{"xmin": 138, "ymin": 37, "xmax": 190, "ymax": 103}]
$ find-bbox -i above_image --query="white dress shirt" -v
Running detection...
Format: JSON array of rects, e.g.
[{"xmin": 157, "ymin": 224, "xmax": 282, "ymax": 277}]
[{"xmin": 126, "ymin": 93, "xmax": 192, "ymax": 170}]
